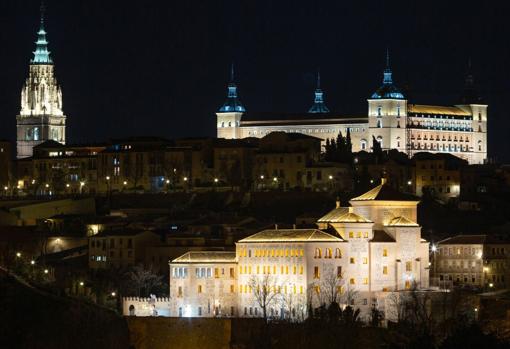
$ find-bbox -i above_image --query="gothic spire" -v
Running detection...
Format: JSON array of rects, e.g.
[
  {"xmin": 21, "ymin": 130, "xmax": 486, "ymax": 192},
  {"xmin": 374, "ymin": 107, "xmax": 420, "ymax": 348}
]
[
  {"xmin": 383, "ymin": 47, "xmax": 392, "ymax": 84},
  {"xmin": 218, "ymin": 64, "xmax": 246, "ymax": 113},
  {"xmin": 460, "ymin": 58, "xmax": 482, "ymax": 104},
  {"xmin": 32, "ymin": 1, "xmax": 52, "ymax": 64},
  {"xmin": 370, "ymin": 48, "xmax": 404, "ymax": 99},
  {"xmin": 308, "ymin": 69, "xmax": 330, "ymax": 114}
]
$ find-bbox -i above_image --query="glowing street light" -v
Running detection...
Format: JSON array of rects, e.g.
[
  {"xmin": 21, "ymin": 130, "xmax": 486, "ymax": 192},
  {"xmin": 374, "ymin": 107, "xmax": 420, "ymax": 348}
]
[
  {"xmin": 483, "ymin": 267, "xmax": 490, "ymax": 272},
  {"xmin": 489, "ymin": 283, "xmax": 494, "ymax": 288},
  {"xmin": 165, "ymin": 179, "xmax": 170, "ymax": 184},
  {"xmin": 370, "ymin": 179, "xmax": 374, "ymax": 184},
  {"xmin": 183, "ymin": 177, "xmax": 188, "ymax": 182},
  {"xmin": 273, "ymin": 177, "xmax": 277, "ymax": 182},
  {"xmin": 45, "ymin": 184, "xmax": 49, "ymax": 188},
  {"xmin": 328, "ymin": 175, "xmax": 333, "ymax": 180},
  {"xmin": 66, "ymin": 183, "xmax": 70, "ymax": 188},
  {"xmin": 106, "ymin": 176, "xmax": 110, "ymax": 181},
  {"xmin": 80, "ymin": 181, "xmax": 85, "ymax": 187},
  {"xmin": 407, "ymin": 180, "xmax": 412, "ymax": 185},
  {"xmin": 214, "ymin": 178, "xmax": 219, "ymax": 183},
  {"xmin": 111, "ymin": 292, "xmax": 116, "ymax": 297},
  {"xmin": 30, "ymin": 260, "xmax": 35, "ymax": 265},
  {"xmin": 16, "ymin": 252, "xmax": 21, "ymax": 258},
  {"xmin": 3, "ymin": 186, "xmax": 7, "ymax": 191},
  {"xmin": 431, "ymin": 245, "xmax": 437, "ymax": 252},
  {"xmin": 260, "ymin": 175, "xmax": 264, "ymax": 180},
  {"xmin": 123, "ymin": 181, "xmax": 128, "ymax": 186},
  {"xmin": 79, "ymin": 281, "xmax": 84, "ymax": 286},
  {"xmin": 44, "ymin": 269, "xmax": 49, "ymax": 274}
]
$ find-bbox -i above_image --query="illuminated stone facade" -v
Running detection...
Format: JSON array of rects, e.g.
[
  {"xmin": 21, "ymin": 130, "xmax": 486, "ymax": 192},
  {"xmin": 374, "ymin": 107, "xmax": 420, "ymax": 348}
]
[
  {"xmin": 17, "ymin": 15, "xmax": 66, "ymax": 159},
  {"xmin": 216, "ymin": 62, "xmax": 487, "ymax": 165},
  {"xmin": 162, "ymin": 180, "xmax": 430, "ymax": 321}
]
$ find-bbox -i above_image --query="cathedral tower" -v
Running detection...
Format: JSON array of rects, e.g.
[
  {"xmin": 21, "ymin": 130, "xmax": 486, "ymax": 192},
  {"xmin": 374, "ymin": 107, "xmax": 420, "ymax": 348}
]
[
  {"xmin": 308, "ymin": 71, "xmax": 330, "ymax": 114},
  {"xmin": 17, "ymin": 7, "xmax": 66, "ymax": 159}
]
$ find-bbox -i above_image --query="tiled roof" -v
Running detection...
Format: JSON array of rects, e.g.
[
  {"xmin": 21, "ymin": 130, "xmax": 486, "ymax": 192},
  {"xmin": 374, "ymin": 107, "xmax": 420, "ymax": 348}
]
[
  {"xmin": 386, "ymin": 216, "xmax": 418, "ymax": 227},
  {"xmin": 408, "ymin": 104, "xmax": 471, "ymax": 116},
  {"xmin": 438, "ymin": 235, "xmax": 509, "ymax": 245},
  {"xmin": 317, "ymin": 207, "xmax": 349, "ymax": 223},
  {"xmin": 370, "ymin": 230, "xmax": 396, "ymax": 243},
  {"xmin": 239, "ymin": 229, "xmax": 343, "ymax": 243},
  {"xmin": 351, "ymin": 183, "xmax": 418, "ymax": 202},
  {"xmin": 172, "ymin": 251, "xmax": 236, "ymax": 263}
]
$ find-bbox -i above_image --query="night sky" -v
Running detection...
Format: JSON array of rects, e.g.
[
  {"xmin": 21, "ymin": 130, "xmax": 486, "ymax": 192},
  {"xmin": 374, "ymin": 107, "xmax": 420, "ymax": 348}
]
[{"xmin": 1, "ymin": 1, "xmax": 510, "ymax": 161}]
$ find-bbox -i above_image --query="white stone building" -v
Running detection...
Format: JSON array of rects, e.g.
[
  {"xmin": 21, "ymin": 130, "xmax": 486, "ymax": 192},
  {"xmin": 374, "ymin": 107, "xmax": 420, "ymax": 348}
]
[
  {"xmin": 134, "ymin": 180, "xmax": 431, "ymax": 321},
  {"xmin": 17, "ymin": 11, "xmax": 66, "ymax": 159},
  {"xmin": 216, "ymin": 60, "xmax": 487, "ymax": 165}
]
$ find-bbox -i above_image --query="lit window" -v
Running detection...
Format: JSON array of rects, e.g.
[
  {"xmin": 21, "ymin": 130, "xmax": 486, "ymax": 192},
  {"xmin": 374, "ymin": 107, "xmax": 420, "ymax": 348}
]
[
  {"xmin": 335, "ymin": 248, "xmax": 342, "ymax": 258},
  {"xmin": 350, "ymin": 278, "xmax": 355, "ymax": 285},
  {"xmin": 198, "ymin": 285, "xmax": 202, "ymax": 293},
  {"xmin": 383, "ymin": 266, "xmax": 388, "ymax": 275},
  {"xmin": 363, "ymin": 278, "xmax": 368, "ymax": 285},
  {"xmin": 363, "ymin": 257, "xmax": 368, "ymax": 264},
  {"xmin": 406, "ymin": 261, "xmax": 412, "ymax": 272},
  {"xmin": 314, "ymin": 266, "xmax": 320, "ymax": 279},
  {"xmin": 349, "ymin": 232, "xmax": 354, "ymax": 238},
  {"xmin": 314, "ymin": 248, "xmax": 322, "ymax": 258},
  {"xmin": 383, "ymin": 249, "xmax": 388, "ymax": 257},
  {"xmin": 230, "ymin": 284, "xmax": 235, "ymax": 293},
  {"xmin": 350, "ymin": 257, "xmax": 355, "ymax": 264}
]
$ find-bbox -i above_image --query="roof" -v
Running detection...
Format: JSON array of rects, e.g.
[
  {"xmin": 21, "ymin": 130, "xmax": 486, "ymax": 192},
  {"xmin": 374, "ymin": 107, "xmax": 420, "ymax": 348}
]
[
  {"xmin": 318, "ymin": 207, "xmax": 372, "ymax": 224},
  {"xmin": 351, "ymin": 182, "xmax": 419, "ymax": 202},
  {"xmin": 370, "ymin": 230, "xmax": 396, "ymax": 243},
  {"xmin": 239, "ymin": 229, "xmax": 343, "ymax": 243},
  {"xmin": 93, "ymin": 228, "xmax": 158, "ymax": 238},
  {"xmin": 172, "ymin": 251, "xmax": 236, "ymax": 264},
  {"xmin": 408, "ymin": 104, "xmax": 471, "ymax": 116},
  {"xmin": 386, "ymin": 216, "xmax": 419, "ymax": 227},
  {"xmin": 438, "ymin": 234, "xmax": 510, "ymax": 245},
  {"xmin": 370, "ymin": 67, "xmax": 404, "ymax": 100},
  {"xmin": 33, "ymin": 140, "xmax": 65, "ymax": 149}
]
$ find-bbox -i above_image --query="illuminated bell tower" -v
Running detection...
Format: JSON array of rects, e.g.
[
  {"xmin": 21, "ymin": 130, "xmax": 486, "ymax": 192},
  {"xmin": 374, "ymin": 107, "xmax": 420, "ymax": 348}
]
[
  {"xmin": 17, "ymin": 8, "xmax": 66, "ymax": 159},
  {"xmin": 367, "ymin": 50, "xmax": 407, "ymax": 152},
  {"xmin": 216, "ymin": 65, "xmax": 245, "ymax": 139}
]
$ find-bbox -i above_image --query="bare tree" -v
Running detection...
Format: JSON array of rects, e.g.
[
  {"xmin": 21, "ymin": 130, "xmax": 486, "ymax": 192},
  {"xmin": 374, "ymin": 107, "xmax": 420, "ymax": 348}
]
[
  {"xmin": 248, "ymin": 274, "xmax": 281, "ymax": 320},
  {"xmin": 280, "ymin": 291, "xmax": 306, "ymax": 322},
  {"xmin": 320, "ymin": 264, "xmax": 345, "ymax": 305},
  {"xmin": 125, "ymin": 264, "xmax": 164, "ymax": 297}
]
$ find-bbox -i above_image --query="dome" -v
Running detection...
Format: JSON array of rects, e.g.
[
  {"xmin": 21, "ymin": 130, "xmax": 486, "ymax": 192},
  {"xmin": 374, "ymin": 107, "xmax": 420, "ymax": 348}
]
[{"xmin": 371, "ymin": 68, "xmax": 405, "ymax": 100}]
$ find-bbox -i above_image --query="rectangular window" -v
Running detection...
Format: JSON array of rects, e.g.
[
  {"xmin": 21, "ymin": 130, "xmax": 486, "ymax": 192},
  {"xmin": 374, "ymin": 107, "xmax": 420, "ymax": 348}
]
[
  {"xmin": 337, "ymin": 266, "xmax": 342, "ymax": 278},
  {"xmin": 314, "ymin": 266, "xmax": 320, "ymax": 279},
  {"xmin": 214, "ymin": 268, "xmax": 219, "ymax": 278},
  {"xmin": 406, "ymin": 261, "xmax": 412, "ymax": 272},
  {"xmin": 383, "ymin": 249, "xmax": 388, "ymax": 257},
  {"xmin": 363, "ymin": 278, "xmax": 368, "ymax": 285},
  {"xmin": 230, "ymin": 284, "xmax": 235, "ymax": 293},
  {"xmin": 383, "ymin": 266, "xmax": 388, "ymax": 275},
  {"xmin": 349, "ymin": 232, "xmax": 354, "ymax": 238},
  {"xmin": 198, "ymin": 285, "xmax": 202, "ymax": 293},
  {"xmin": 178, "ymin": 286, "xmax": 182, "ymax": 297},
  {"xmin": 363, "ymin": 257, "xmax": 368, "ymax": 264},
  {"xmin": 350, "ymin": 278, "xmax": 355, "ymax": 285},
  {"xmin": 299, "ymin": 265, "xmax": 304, "ymax": 274},
  {"xmin": 230, "ymin": 268, "xmax": 235, "ymax": 278},
  {"xmin": 350, "ymin": 257, "xmax": 355, "ymax": 264}
]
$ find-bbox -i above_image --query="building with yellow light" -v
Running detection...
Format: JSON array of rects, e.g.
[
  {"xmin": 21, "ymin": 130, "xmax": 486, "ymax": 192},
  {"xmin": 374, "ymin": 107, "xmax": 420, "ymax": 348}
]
[
  {"xmin": 216, "ymin": 58, "xmax": 487, "ymax": 165},
  {"xmin": 124, "ymin": 180, "xmax": 430, "ymax": 320}
]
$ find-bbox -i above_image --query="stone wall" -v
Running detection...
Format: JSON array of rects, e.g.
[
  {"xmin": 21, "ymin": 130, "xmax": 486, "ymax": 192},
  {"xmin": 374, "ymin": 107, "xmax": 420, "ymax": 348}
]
[{"xmin": 126, "ymin": 317, "xmax": 265, "ymax": 349}]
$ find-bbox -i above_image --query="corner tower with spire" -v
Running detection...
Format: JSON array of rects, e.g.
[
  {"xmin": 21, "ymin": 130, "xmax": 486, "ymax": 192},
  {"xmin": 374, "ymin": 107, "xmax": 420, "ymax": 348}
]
[
  {"xmin": 16, "ymin": 4, "xmax": 66, "ymax": 159},
  {"xmin": 216, "ymin": 64, "xmax": 245, "ymax": 139},
  {"xmin": 308, "ymin": 71, "xmax": 330, "ymax": 114},
  {"xmin": 367, "ymin": 49, "xmax": 407, "ymax": 153}
]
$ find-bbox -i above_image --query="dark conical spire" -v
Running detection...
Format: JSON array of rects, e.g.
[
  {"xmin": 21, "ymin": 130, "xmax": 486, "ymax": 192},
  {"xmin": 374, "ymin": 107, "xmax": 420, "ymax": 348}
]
[
  {"xmin": 218, "ymin": 63, "xmax": 245, "ymax": 113},
  {"xmin": 32, "ymin": 1, "xmax": 52, "ymax": 64},
  {"xmin": 460, "ymin": 58, "xmax": 482, "ymax": 104},
  {"xmin": 383, "ymin": 47, "xmax": 393, "ymax": 84},
  {"xmin": 308, "ymin": 69, "xmax": 330, "ymax": 114}
]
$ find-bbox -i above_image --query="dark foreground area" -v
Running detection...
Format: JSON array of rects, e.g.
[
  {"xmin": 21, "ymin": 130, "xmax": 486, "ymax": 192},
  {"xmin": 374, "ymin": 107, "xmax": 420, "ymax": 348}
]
[{"xmin": 0, "ymin": 270, "xmax": 130, "ymax": 349}]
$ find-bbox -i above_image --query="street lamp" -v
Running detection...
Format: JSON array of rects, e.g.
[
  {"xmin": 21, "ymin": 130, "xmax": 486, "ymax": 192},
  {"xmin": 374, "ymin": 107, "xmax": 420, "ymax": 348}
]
[
  {"xmin": 16, "ymin": 252, "xmax": 21, "ymax": 258},
  {"xmin": 328, "ymin": 175, "xmax": 333, "ymax": 180},
  {"xmin": 44, "ymin": 269, "xmax": 49, "ymax": 274},
  {"xmin": 111, "ymin": 292, "xmax": 116, "ymax": 297},
  {"xmin": 260, "ymin": 175, "xmax": 264, "ymax": 180},
  {"xmin": 183, "ymin": 177, "xmax": 188, "ymax": 182},
  {"xmin": 30, "ymin": 260, "xmax": 35, "ymax": 265},
  {"xmin": 106, "ymin": 176, "xmax": 110, "ymax": 181},
  {"xmin": 214, "ymin": 178, "xmax": 219, "ymax": 183},
  {"xmin": 407, "ymin": 180, "xmax": 412, "ymax": 186},
  {"xmin": 45, "ymin": 184, "xmax": 49, "ymax": 188},
  {"xmin": 431, "ymin": 245, "xmax": 437, "ymax": 252},
  {"xmin": 79, "ymin": 281, "xmax": 84, "ymax": 286},
  {"xmin": 123, "ymin": 181, "xmax": 127, "ymax": 186},
  {"xmin": 273, "ymin": 177, "xmax": 277, "ymax": 182}
]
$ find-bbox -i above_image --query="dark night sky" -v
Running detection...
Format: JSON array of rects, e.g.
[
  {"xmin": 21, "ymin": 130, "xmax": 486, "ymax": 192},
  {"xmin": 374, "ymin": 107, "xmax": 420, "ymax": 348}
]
[{"xmin": 1, "ymin": 0, "xmax": 510, "ymax": 161}]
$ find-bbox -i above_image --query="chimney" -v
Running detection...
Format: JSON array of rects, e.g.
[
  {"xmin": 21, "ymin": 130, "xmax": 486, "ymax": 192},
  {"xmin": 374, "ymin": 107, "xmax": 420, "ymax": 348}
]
[
  {"xmin": 275, "ymin": 224, "xmax": 278, "ymax": 230},
  {"xmin": 292, "ymin": 224, "xmax": 296, "ymax": 229},
  {"xmin": 335, "ymin": 197, "xmax": 341, "ymax": 209}
]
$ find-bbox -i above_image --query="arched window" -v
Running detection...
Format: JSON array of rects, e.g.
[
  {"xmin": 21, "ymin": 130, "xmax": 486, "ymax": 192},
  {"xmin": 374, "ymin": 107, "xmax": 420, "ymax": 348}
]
[
  {"xmin": 478, "ymin": 125, "xmax": 482, "ymax": 132},
  {"xmin": 33, "ymin": 127, "xmax": 40, "ymax": 141},
  {"xmin": 478, "ymin": 140, "xmax": 482, "ymax": 152},
  {"xmin": 376, "ymin": 136, "xmax": 383, "ymax": 148},
  {"xmin": 377, "ymin": 106, "xmax": 382, "ymax": 116},
  {"xmin": 478, "ymin": 112, "xmax": 482, "ymax": 121},
  {"xmin": 221, "ymin": 122, "xmax": 225, "ymax": 127},
  {"xmin": 377, "ymin": 119, "xmax": 382, "ymax": 128},
  {"xmin": 360, "ymin": 139, "xmax": 367, "ymax": 150},
  {"xmin": 314, "ymin": 248, "xmax": 322, "ymax": 259},
  {"xmin": 397, "ymin": 105, "xmax": 401, "ymax": 117},
  {"xmin": 228, "ymin": 121, "xmax": 232, "ymax": 127},
  {"xmin": 396, "ymin": 137, "xmax": 401, "ymax": 148},
  {"xmin": 129, "ymin": 305, "xmax": 135, "ymax": 316},
  {"xmin": 335, "ymin": 248, "xmax": 342, "ymax": 258},
  {"xmin": 325, "ymin": 248, "xmax": 332, "ymax": 259}
]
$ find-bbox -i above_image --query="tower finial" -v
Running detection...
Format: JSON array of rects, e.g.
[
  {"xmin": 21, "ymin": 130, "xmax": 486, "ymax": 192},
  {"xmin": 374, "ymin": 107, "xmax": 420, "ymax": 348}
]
[
  {"xmin": 317, "ymin": 69, "xmax": 321, "ymax": 89},
  {"xmin": 386, "ymin": 47, "xmax": 390, "ymax": 68},
  {"xmin": 40, "ymin": 1, "xmax": 46, "ymax": 25},
  {"xmin": 230, "ymin": 63, "xmax": 235, "ymax": 83}
]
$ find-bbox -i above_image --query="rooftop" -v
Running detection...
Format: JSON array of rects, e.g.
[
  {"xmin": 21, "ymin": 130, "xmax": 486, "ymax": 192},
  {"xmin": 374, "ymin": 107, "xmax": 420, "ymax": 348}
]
[
  {"xmin": 172, "ymin": 251, "xmax": 236, "ymax": 264},
  {"xmin": 371, "ymin": 230, "xmax": 396, "ymax": 243},
  {"xmin": 408, "ymin": 104, "xmax": 471, "ymax": 116},
  {"xmin": 351, "ymin": 181, "xmax": 419, "ymax": 202},
  {"xmin": 239, "ymin": 229, "xmax": 342, "ymax": 243},
  {"xmin": 386, "ymin": 216, "xmax": 419, "ymax": 227},
  {"xmin": 438, "ymin": 234, "xmax": 510, "ymax": 245}
]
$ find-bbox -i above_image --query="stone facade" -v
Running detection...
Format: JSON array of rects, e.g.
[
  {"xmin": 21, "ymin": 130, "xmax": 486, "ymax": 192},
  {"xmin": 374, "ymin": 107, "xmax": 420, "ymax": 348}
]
[{"xmin": 17, "ymin": 18, "xmax": 66, "ymax": 159}]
